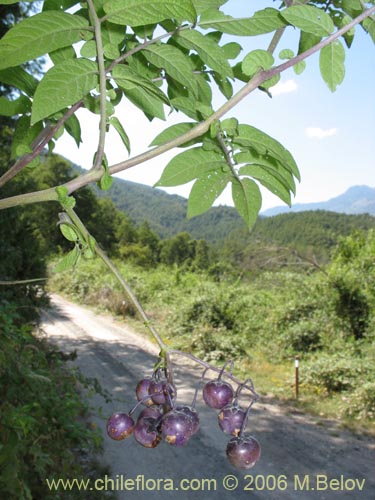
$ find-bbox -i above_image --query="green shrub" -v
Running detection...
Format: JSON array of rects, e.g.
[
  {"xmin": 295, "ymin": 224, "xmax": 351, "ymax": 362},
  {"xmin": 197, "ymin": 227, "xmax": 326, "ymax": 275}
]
[
  {"xmin": 303, "ymin": 354, "xmax": 374, "ymax": 393},
  {"xmin": 0, "ymin": 305, "xmax": 103, "ymax": 500},
  {"xmin": 343, "ymin": 382, "xmax": 375, "ymax": 420}
]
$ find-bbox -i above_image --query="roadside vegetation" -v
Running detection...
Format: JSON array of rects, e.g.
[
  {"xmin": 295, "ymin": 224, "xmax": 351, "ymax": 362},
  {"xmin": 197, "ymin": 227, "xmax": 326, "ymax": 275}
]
[{"xmin": 49, "ymin": 226, "xmax": 375, "ymax": 433}]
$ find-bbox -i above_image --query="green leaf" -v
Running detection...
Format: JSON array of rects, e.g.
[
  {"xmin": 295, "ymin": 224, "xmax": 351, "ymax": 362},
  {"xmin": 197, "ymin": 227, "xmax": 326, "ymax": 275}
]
[
  {"xmin": 333, "ymin": 14, "xmax": 355, "ymax": 48},
  {"xmin": 54, "ymin": 246, "xmax": 81, "ymax": 272},
  {"xmin": 221, "ymin": 117, "xmax": 238, "ymax": 137},
  {"xmin": 59, "ymin": 223, "xmax": 80, "ymax": 242},
  {"xmin": 99, "ymin": 169, "xmax": 113, "ymax": 190},
  {"xmin": 155, "ymin": 147, "xmax": 226, "ymax": 186},
  {"xmin": 102, "ymin": 21, "xmax": 125, "ymax": 58},
  {"xmin": 149, "ymin": 122, "xmax": 197, "ymax": 147},
  {"xmin": 242, "ymin": 49, "xmax": 274, "ymax": 76},
  {"xmin": 11, "ymin": 116, "xmax": 43, "ymax": 158},
  {"xmin": 49, "ymin": 45, "xmax": 77, "ymax": 65},
  {"xmin": 199, "ymin": 7, "xmax": 286, "ymax": 36},
  {"xmin": 298, "ymin": 31, "xmax": 321, "ymax": 54},
  {"xmin": 362, "ymin": 17, "xmax": 375, "ymax": 44},
  {"xmin": 103, "ymin": 0, "xmax": 197, "ymax": 26},
  {"xmin": 187, "ymin": 171, "xmax": 230, "ymax": 218},
  {"xmin": 170, "ymin": 96, "xmax": 199, "ymax": 120},
  {"xmin": 195, "ymin": 72, "xmax": 213, "ymax": 105},
  {"xmin": 0, "ymin": 95, "xmax": 31, "ymax": 117},
  {"xmin": 222, "ymin": 42, "xmax": 242, "ymax": 60},
  {"xmin": 124, "ymin": 86, "xmax": 165, "ymax": 120},
  {"xmin": 109, "ymin": 116, "xmax": 131, "ymax": 155},
  {"xmin": 213, "ymin": 73, "xmax": 233, "ymax": 99},
  {"xmin": 31, "ymin": 59, "xmax": 98, "ymax": 124},
  {"xmin": 144, "ymin": 44, "xmax": 198, "ymax": 96},
  {"xmin": 65, "ymin": 113, "xmax": 82, "ymax": 147},
  {"xmin": 279, "ymin": 48, "xmax": 294, "ymax": 60},
  {"xmin": 233, "ymin": 124, "xmax": 300, "ymax": 181},
  {"xmin": 319, "ymin": 40, "xmax": 345, "ymax": 92},
  {"xmin": 239, "ymin": 164, "xmax": 292, "ymax": 206},
  {"xmin": 0, "ymin": 12, "xmax": 91, "ymax": 71},
  {"xmin": 209, "ymin": 119, "xmax": 220, "ymax": 138},
  {"xmin": 234, "ymin": 149, "xmax": 296, "ymax": 193},
  {"xmin": 177, "ymin": 29, "xmax": 233, "ymax": 77},
  {"xmin": 55, "ymin": 186, "xmax": 76, "ymax": 209},
  {"xmin": 232, "ymin": 177, "xmax": 261, "ymax": 229},
  {"xmin": 80, "ymin": 40, "xmax": 97, "ymax": 58},
  {"xmin": 0, "ymin": 67, "xmax": 38, "ymax": 96},
  {"xmin": 280, "ymin": 5, "xmax": 335, "ymax": 37},
  {"xmin": 293, "ymin": 60, "xmax": 306, "ymax": 75},
  {"xmin": 191, "ymin": 0, "xmax": 226, "ymax": 15},
  {"xmin": 113, "ymin": 65, "xmax": 169, "ymax": 106}
]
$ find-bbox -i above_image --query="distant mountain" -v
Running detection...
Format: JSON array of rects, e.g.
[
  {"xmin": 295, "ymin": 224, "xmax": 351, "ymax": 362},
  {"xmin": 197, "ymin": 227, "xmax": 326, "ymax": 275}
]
[{"xmin": 262, "ymin": 186, "xmax": 375, "ymax": 217}]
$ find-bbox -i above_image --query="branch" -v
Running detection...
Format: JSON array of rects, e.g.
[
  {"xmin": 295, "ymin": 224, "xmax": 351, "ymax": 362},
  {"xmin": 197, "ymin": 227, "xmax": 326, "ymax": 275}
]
[
  {"xmin": 0, "ymin": 5, "xmax": 374, "ymax": 211},
  {"xmin": 105, "ymin": 5, "xmax": 375, "ymax": 176},
  {"xmin": 87, "ymin": 0, "xmax": 107, "ymax": 172},
  {"xmin": 0, "ymin": 278, "xmax": 47, "ymax": 285},
  {"xmin": 105, "ymin": 26, "xmax": 185, "ymax": 73},
  {"xmin": 64, "ymin": 207, "xmax": 168, "ymax": 352},
  {"xmin": 0, "ymin": 101, "xmax": 83, "ymax": 189},
  {"xmin": 168, "ymin": 349, "xmax": 259, "ymax": 399},
  {"xmin": 0, "ymin": 187, "xmax": 58, "ymax": 209}
]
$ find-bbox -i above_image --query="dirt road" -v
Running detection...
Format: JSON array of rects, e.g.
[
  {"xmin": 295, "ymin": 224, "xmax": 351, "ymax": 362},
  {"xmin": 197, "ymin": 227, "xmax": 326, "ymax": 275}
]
[{"xmin": 41, "ymin": 295, "xmax": 374, "ymax": 500}]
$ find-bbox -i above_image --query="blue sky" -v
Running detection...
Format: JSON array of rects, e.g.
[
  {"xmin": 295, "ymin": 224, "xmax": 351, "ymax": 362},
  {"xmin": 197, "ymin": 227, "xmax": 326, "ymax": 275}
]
[{"xmin": 54, "ymin": 1, "xmax": 375, "ymax": 211}]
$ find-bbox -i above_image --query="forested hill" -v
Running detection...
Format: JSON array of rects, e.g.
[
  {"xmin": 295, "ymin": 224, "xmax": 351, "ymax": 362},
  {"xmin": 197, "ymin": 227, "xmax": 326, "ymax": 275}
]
[{"xmin": 71, "ymin": 165, "xmax": 375, "ymax": 254}]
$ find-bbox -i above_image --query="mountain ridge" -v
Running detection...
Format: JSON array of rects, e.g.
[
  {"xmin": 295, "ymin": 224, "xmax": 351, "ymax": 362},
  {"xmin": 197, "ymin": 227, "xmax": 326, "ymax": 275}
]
[{"xmin": 262, "ymin": 185, "xmax": 375, "ymax": 217}]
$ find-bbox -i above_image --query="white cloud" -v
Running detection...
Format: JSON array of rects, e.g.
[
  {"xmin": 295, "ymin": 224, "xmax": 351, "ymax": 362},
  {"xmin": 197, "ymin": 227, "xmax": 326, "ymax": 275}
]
[
  {"xmin": 271, "ymin": 79, "xmax": 298, "ymax": 96},
  {"xmin": 305, "ymin": 127, "xmax": 339, "ymax": 139}
]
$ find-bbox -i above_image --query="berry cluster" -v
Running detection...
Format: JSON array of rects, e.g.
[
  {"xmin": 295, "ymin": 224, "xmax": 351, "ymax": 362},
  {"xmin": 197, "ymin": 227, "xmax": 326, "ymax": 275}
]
[{"xmin": 107, "ymin": 359, "xmax": 260, "ymax": 470}]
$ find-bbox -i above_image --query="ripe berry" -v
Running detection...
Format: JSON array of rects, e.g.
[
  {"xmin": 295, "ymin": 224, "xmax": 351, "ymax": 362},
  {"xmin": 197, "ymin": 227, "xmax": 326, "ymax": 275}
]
[
  {"xmin": 106, "ymin": 412, "xmax": 135, "ymax": 440},
  {"xmin": 135, "ymin": 377, "xmax": 153, "ymax": 406},
  {"xmin": 161, "ymin": 408, "xmax": 194, "ymax": 446},
  {"xmin": 175, "ymin": 405, "xmax": 200, "ymax": 436},
  {"xmin": 218, "ymin": 403, "xmax": 246, "ymax": 436},
  {"xmin": 134, "ymin": 409, "xmax": 162, "ymax": 448},
  {"xmin": 138, "ymin": 407, "xmax": 163, "ymax": 420},
  {"xmin": 226, "ymin": 435, "xmax": 261, "ymax": 470},
  {"xmin": 203, "ymin": 379, "xmax": 234, "ymax": 409},
  {"xmin": 149, "ymin": 379, "xmax": 176, "ymax": 406}
]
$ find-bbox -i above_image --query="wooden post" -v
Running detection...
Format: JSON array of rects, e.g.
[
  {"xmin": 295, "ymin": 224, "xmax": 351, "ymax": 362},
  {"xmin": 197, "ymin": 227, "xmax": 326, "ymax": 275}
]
[{"xmin": 295, "ymin": 356, "xmax": 299, "ymax": 399}]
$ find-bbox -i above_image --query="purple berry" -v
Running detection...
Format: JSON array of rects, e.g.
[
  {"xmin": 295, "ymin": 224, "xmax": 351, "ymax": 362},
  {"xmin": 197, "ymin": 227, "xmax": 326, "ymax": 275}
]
[
  {"xmin": 176, "ymin": 405, "xmax": 200, "ymax": 436},
  {"xmin": 134, "ymin": 413, "xmax": 162, "ymax": 448},
  {"xmin": 161, "ymin": 409, "xmax": 194, "ymax": 446},
  {"xmin": 226, "ymin": 435, "xmax": 261, "ymax": 470},
  {"xmin": 149, "ymin": 379, "xmax": 176, "ymax": 405},
  {"xmin": 138, "ymin": 407, "xmax": 163, "ymax": 420},
  {"xmin": 135, "ymin": 377, "xmax": 153, "ymax": 406},
  {"xmin": 106, "ymin": 412, "xmax": 135, "ymax": 440},
  {"xmin": 218, "ymin": 403, "xmax": 246, "ymax": 436},
  {"xmin": 203, "ymin": 380, "xmax": 234, "ymax": 409}
]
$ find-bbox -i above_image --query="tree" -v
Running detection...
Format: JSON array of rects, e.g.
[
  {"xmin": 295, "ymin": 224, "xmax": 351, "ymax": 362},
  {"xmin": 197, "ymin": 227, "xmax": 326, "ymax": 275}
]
[{"xmin": 0, "ymin": 0, "xmax": 374, "ymax": 469}]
